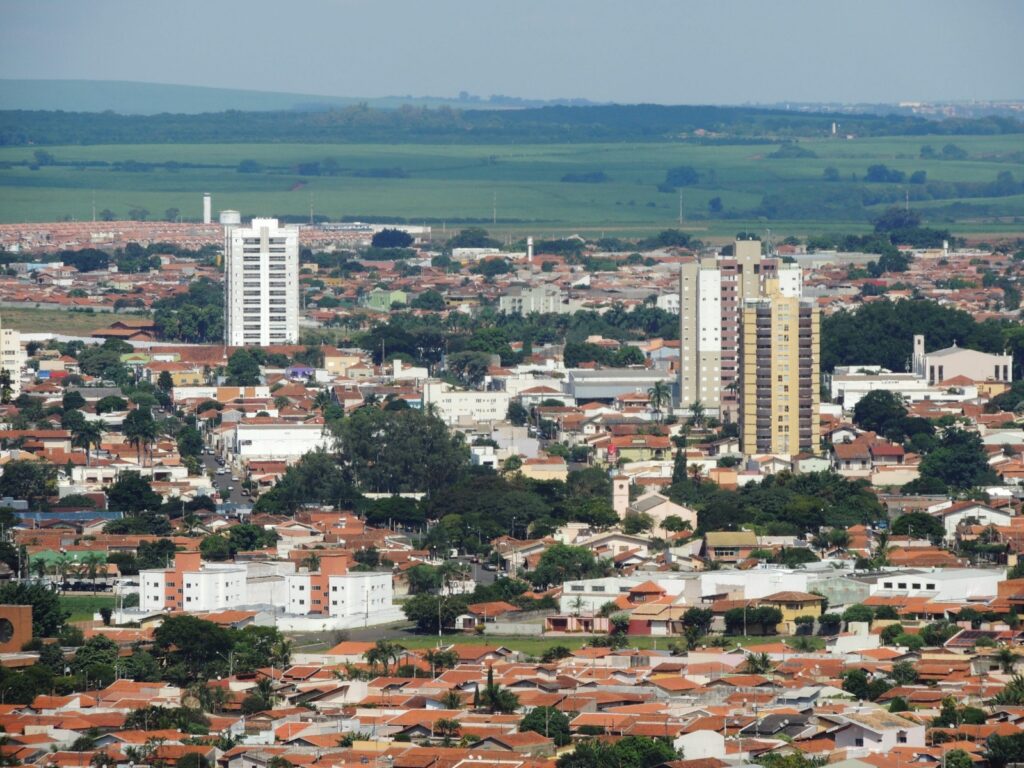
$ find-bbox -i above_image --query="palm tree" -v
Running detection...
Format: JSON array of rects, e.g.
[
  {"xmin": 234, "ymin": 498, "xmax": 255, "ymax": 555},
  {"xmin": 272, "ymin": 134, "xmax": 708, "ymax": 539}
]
[
  {"xmin": 54, "ymin": 553, "xmax": 73, "ymax": 591},
  {"xmin": 301, "ymin": 553, "xmax": 321, "ymax": 573},
  {"xmin": 743, "ymin": 652, "xmax": 774, "ymax": 674},
  {"xmin": 365, "ymin": 640, "xmax": 405, "ymax": 675},
  {"xmin": 434, "ymin": 718, "xmax": 460, "ymax": 747},
  {"xmin": 996, "ymin": 647, "xmax": 1020, "ymax": 673},
  {"xmin": 480, "ymin": 666, "xmax": 519, "ymax": 714},
  {"xmin": 874, "ymin": 530, "xmax": 891, "ymax": 567},
  {"xmin": 994, "ymin": 674, "xmax": 1024, "ymax": 705},
  {"xmin": 312, "ymin": 390, "xmax": 332, "ymax": 411},
  {"xmin": 439, "ymin": 689, "xmax": 464, "ymax": 709},
  {"xmin": 32, "ymin": 557, "xmax": 47, "ymax": 583},
  {"xmin": 688, "ymin": 463, "xmax": 703, "ymax": 485},
  {"xmin": 71, "ymin": 420, "xmax": 105, "ymax": 467},
  {"xmin": 688, "ymin": 400, "xmax": 706, "ymax": 429},
  {"xmin": 647, "ymin": 381, "xmax": 672, "ymax": 423},
  {"xmin": 124, "ymin": 408, "xmax": 157, "ymax": 467},
  {"xmin": 82, "ymin": 551, "xmax": 105, "ymax": 590}
]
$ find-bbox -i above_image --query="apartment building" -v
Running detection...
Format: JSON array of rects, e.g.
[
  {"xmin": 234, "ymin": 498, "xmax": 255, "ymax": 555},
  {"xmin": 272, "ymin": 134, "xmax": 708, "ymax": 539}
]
[
  {"xmin": 284, "ymin": 556, "xmax": 393, "ymax": 621},
  {"xmin": 139, "ymin": 551, "xmax": 248, "ymax": 613},
  {"xmin": 498, "ymin": 284, "xmax": 581, "ymax": 315},
  {"xmin": 224, "ymin": 217, "xmax": 300, "ymax": 346},
  {"xmin": 422, "ymin": 381, "xmax": 510, "ymax": 425},
  {"xmin": 739, "ymin": 283, "xmax": 820, "ymax": 456},
  {"xmin": 0, "ymin": 316, "xmax": 24, "ymax": 398},
  {"xmin": 677, "ymin": 239, "xmax": 801, "ymax": 416}
]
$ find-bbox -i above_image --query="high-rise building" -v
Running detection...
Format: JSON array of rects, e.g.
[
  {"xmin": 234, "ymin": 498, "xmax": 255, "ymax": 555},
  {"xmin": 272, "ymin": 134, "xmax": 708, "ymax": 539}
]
[
  {"xmin": 0, "ymin": 315, "xmax": 23, "ymax": 399},
  {"xmin": 677, "ymin": 239, "xmax": 802, "ymax": 418},
  {"xmin": 224, "ymin": 217, "xmax": 300, "ymax": 347},
  {"xmin": 739, "ymin": 283, "xmax": 820, "ymax": 456}
]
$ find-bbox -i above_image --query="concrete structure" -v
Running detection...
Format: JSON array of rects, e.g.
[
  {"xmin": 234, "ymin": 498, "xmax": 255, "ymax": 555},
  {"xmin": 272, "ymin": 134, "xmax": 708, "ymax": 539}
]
[
  {"xmin": 740, "ymin": 283, "xmax": 820, "ymax": 456},
  {"xmin": 285, "ymin": 560, "xmax": 395, "ymax": 623},
  {"xmin": 0, "ymin": 316, "xmax": 24, "ymax": 398},
  {"xmin": 224, "ymin": 217, "xmax": 300, "ymax": 346},
  {"xmin": 567, "ymin": 369, "xmax": 673, "ymax": 403},
  {"xmin": 423, "ymin": 381, "xmax": 510, "ymax": 425},
  {"xmin": 140, "ymin": 551, "xmax": 248, "ymax": 613},
  {"xmin": 865, "ymin": 568, "xmax": 1004, "ymax": 600},
  {"xmin": 677, "ymin": 239, "xmax": 803, "ymax": 417},
  {"xmin": 232, "ymin": 421, "xmax": 331, "ymax": 460},
  {"xmin": 913, "ymin": 334, "xmax": 1012, "ymax": 385},
  {"xmin": 498, "ymin": 284, "xmax": 581, "ymax": 315},
  {"xmin": 202, "ymin": 193, "xmax": 211, "ymax": 225}
]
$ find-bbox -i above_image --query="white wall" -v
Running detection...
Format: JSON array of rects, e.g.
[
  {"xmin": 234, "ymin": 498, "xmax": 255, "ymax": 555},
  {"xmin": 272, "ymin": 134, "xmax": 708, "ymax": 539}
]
[{"xmin": 234, "ymin": 423, "xmax": 331, "ymax": 459}]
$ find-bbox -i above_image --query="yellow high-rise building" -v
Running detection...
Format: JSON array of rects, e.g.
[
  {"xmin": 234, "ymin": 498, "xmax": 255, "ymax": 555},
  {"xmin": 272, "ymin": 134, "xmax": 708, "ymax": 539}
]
[{"xmin": 739, "ymin": 283, "xmax": 819, "ymax": 457}]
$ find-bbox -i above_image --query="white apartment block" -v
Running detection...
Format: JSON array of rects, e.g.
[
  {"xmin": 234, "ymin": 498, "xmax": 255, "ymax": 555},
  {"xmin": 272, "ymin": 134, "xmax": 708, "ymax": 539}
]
[
  {"xmin": 224, "ymin": 217, "xmax": 300, "ymax": 346},
  {"xmin": 284, "ymin": 570, "xmax": 393, "ymax": 621},
  {"xmin": 423, "ymin": 381, "xmax": 510, "ymax": 425},
  {"xmin": 0, "ymin": 318, "xmax": 24, "ymax": 398},
  {"xmin": 498, "ymin": 284, "xmax": 581, "ymax": 315}
]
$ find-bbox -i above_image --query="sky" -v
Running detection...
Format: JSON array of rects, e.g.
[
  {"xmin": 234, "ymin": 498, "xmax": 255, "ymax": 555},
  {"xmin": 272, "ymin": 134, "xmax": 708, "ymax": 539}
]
[{"xmin": 2, "ymin": 0, "xmax": 1022, "ymax": 104}]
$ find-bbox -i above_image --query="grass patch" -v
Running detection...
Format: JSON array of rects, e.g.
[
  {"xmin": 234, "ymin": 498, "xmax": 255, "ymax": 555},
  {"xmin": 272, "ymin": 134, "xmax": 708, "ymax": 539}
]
[
  {"xmin": 0, "ymin": 307, "xmax": 138, "ymax": 336},
  {"xmin": 61, "ymin": 594, "xmax": 116, "ymax": 623}
]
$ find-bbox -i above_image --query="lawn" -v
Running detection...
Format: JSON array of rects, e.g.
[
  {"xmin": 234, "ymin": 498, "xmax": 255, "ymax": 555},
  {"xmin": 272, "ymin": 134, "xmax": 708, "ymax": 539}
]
[
  {"xmin": 61, "ymin": 594, "xmax": 116, "ymax": 623},
  {"xmin": 1, "ymin": 136, "xmax": 1020, "ymax": 237},
  {"xmin": 0, "ymin": 306, "xmax": 134, "ymax": 336}
]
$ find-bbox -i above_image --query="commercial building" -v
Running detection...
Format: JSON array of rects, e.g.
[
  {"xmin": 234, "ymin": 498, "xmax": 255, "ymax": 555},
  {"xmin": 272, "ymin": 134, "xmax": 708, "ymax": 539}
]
[
  {"xmin": 677, "ymin": 239, "xmax": 802, "ymax": 416},
  {"xmin": 224, "ymin": 217, "xmax": 300, "ymax": 346},
  {"xmin": 232, "ymin": 420, "xmax": 331, "ymax": 460},
  {"xmin": 739, "ymin": 284, "xmax": 820, "ymax": 456}
]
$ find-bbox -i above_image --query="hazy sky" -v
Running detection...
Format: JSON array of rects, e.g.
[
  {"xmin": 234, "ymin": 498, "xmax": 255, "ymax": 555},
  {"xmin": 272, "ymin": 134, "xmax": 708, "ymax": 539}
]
[{"xmin": 2, "ymin": 0, "xmax": 1021, "ymax": 104}]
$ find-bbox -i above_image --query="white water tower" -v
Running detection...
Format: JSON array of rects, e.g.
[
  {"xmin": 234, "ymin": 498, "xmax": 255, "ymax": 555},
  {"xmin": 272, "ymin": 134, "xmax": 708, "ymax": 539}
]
[{"xmin": 203, "ymin": 193, "xmax": 212, "ymax": 224}]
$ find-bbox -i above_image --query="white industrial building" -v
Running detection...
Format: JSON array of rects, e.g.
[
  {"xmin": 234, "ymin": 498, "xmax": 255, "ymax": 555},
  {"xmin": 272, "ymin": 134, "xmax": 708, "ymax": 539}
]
[
  {"xmin": 232, "ymin": 421, "xmax": 331, "ymax": 459},
  {"xmin": 224, "ymin": 217, "xmax": 300, "ymax": 346}
]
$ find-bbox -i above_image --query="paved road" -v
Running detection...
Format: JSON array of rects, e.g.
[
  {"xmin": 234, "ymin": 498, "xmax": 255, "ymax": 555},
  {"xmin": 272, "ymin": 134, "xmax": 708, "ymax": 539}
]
[{"xmin": 201, "ymin": 452, "xmax": 248, "ymax": 505}]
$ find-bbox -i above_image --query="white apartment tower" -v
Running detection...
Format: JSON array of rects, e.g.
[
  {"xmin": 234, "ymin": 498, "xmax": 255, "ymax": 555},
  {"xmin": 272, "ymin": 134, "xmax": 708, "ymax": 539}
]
[
  {"xmin": 0, "ymin": 316, "xmax": 23, "ymax": 399},
  {"xmin": 224, "ymin": 217, "xmax": 300, "ymax": 347}
]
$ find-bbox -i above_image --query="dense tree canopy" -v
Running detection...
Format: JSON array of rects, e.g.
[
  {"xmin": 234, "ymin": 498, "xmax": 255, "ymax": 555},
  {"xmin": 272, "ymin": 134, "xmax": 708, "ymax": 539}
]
[{"xmin": 822, "ymin": 300, "xmax": 1004, "ymax": 373}]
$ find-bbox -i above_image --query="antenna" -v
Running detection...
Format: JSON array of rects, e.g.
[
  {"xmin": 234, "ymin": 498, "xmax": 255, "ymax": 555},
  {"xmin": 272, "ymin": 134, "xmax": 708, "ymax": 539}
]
[
  {"xmin": 905, "ymin": 189, "xmax": 909, "ymax": 211},
  {"xmin": 492, "ymin": 192, "xmax": 497, "ymax": 226},
  {"xmin": 309, "ymin": 193, "xmax": 315, "ymax": 225},
  {"xmin": 92, "ymin": 191, "xmax": 96, "ymax": 223},
  {"xmin": 678, "ymin": 190, "xmax": 683, "ymax": 225}
]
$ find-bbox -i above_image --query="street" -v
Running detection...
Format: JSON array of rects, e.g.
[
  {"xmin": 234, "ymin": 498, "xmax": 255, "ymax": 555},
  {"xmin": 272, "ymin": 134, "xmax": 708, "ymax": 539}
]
[{"xmin": 201, "ymin": 451, "xmax": 249, "ymax": 506}]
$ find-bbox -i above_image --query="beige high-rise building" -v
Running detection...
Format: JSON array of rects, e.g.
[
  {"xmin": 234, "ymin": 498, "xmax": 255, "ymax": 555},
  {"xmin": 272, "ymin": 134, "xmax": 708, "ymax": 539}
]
[
  {"xmin": 739, "ymin": 283, "xmax": 819, "ymax": 457},
  {"xmin": 677, "ymin": 239, "xmax": 802, "ymax": 419}
]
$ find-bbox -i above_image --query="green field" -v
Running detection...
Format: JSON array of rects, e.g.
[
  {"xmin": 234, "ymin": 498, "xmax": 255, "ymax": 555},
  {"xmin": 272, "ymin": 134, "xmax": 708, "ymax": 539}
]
[
  {"xmin": 1, "ymin": 136, "xmax": 1022, "ymax": 238},
  {"xmin": 61, "ymin": 594, "xmax": 116, "ymax": 623},
  {"xmin": 0, "ymin": 306, "xmax": 130, "ymax": 335}
]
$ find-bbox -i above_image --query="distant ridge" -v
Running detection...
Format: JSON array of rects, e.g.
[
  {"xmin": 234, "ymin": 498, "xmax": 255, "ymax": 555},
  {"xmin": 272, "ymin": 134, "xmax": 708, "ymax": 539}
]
[{"xmin": 0, "ymin": 79, "xmax": 603, "ymax": 115}]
